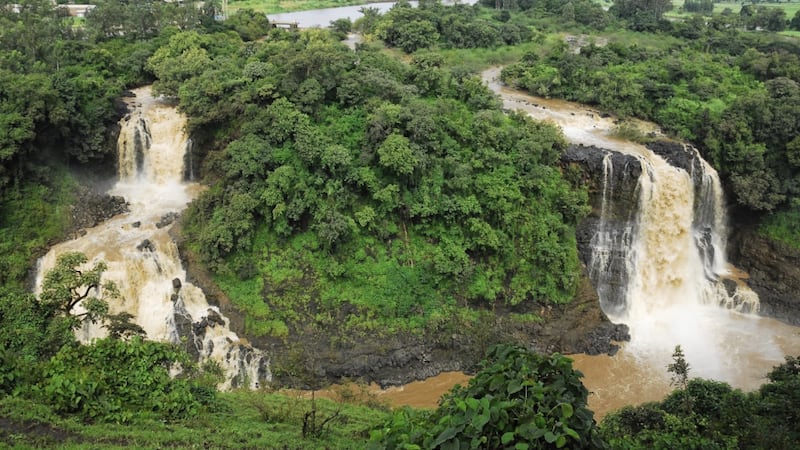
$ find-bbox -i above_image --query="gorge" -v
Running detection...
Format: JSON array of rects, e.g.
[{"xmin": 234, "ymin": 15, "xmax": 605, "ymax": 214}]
[{"xmin": 27, "ymin": 25, "xmax": 800, "ymax": 415}]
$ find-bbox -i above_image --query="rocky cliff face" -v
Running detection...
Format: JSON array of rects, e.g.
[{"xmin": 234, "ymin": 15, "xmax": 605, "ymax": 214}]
[
  {"xmin": 730, "ymin": 228, "xmax": 800, "ymax": 326},
  {"xmin": 563, "ymin": 144, "xmax": 642, "ymax": 315}
]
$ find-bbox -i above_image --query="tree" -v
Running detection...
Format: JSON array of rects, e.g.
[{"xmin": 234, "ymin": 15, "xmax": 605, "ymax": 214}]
[
  {"xmin": 611, "ymin": 0, "xmax": 673, "ymax": 30},
  {"xmin": 757, "ymin": 355, "xmax": 800, "ymax": 445},
  {"xmin": 227, "ymin": 8, "xmax": 270, "ymax": 41},
  {"xmin": 791, "ymin": 10, "xmax": 800, "ymax": 31},
  {"xmin": 38, "ymin": 251, "xmax": 118, "ymax": 330},
  {"xmin": 667, "ymin": 345, "xmax": 690, "ymax": 389},
  {"xmin": 667, "ymin": 345, "xmax": 692, "ymax": 414},
  {"xmin": 373, "ymin": 344, "xmax": 606, "ymax": 449},
  {"xmin": 146, "ymin": 31, "xmax": 213, "ymax": 98}
]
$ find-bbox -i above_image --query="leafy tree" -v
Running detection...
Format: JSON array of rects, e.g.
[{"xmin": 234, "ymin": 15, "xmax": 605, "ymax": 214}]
[
  {"xmin": 375, "ymin": 1, "xmax": 438, "ymax": 53},
  {"xmin": 601, "ymin": 357, "xmax": 800, "ymax": 449},
  {"xmin": 226, "ymin": 8, "xmax": 271, "ymax": 41},
  {"xmin": 683, "ymin": 0, "xmax": 713, "ymax": 15},
  {"xmin": 757, "ymin": 355, "xmax": 800, "ymax": 445},
  {"xmin": 377, "ymin": 132, "xmax": 418, "ymax": 176},
  {"xmin": 373, "ymin": 344, "xmax": 606, "ymax": 449},
  {"xmin": 38, "ymin": 251, "xmax": 119, "ymax": 331},
  {"xmin": 791, "ymin": 10, "xmax": 800, "ymax": 31},
  {"xmin": 330, "ymin": 17, "xmax": 353, "ymax": 36},
  {"xmin": 610, "ymin": 0, "xmax": 673, "ymax": 30},
  {"xmin": 667, "ymin": 345, "xmax": 690, "ymax": 391},
  {"xmin": 147, "ymin": 31, "xmax": 214, "ymax": 98}
]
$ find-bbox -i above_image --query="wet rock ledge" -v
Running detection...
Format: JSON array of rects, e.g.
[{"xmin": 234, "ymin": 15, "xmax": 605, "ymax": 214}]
[{"xmin": 68, "ymin": 187, "xmax": 128, "ymax": 238}]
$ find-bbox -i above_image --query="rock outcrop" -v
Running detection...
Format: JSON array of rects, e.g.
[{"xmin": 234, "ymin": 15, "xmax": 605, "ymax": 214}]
[
  {"xmin": 69, "ymin": 188, "xmax": 129, "ymax": 237},
  {"xmin": 563, "ymin": 144, "xmax": 642, "ymax": 315},
  {"xmin": 730, "ymin": 228, "xmax": 800, "ymax": 325}
]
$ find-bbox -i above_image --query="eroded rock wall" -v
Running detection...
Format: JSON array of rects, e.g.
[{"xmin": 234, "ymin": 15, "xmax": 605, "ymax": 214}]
[{"xmin": 730, "ymin": 229, "xmax": 800, "ymax": 325}]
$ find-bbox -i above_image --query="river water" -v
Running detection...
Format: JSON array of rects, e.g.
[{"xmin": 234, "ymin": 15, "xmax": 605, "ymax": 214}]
[{"xmin": 267, "ymin": 0, "xmax": 477, "ymax": 28}]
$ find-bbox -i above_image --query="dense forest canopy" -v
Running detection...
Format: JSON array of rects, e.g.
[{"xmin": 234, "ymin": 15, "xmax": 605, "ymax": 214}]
[
  {"xmin": 170, "ymin": 25, "xmax": 588, "ymax": 337},
  {"xmin": 1, "ymin": 0, "xmax": 800, "ymax": 447}
]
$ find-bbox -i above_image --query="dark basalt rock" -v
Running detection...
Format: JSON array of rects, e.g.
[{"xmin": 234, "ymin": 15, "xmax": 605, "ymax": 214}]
[
  {"xmin": 563, "ymin": 144, "xmax": 642, "ymax": 222},
  {"xmin": 69, "ymin": 189, "xmax": 129, "ymax": 235},
  {"xmin": 172, "ymin": 298, "xmax": 199, "ymax": 359},
  {"xmin": 156, "ymin": 211, "xmax": 179, "ymax": 229},
  {"xmin": 563, "ymin": 144, "xmax": 642, "ymax": 315},
  {"xmin": 136, "ymin": 239, "xmax": 155, "ymax": 252},
  {"xmin": 730, "ymin": 228, "xmax": 800, "ymax": 326},
  {"xmin": 647, "ymin": 140, "xmax": 698, "ymax": 172}
]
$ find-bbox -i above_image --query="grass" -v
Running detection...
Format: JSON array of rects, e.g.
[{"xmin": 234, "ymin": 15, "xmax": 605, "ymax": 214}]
[
  {"xmin": 0, "ymin": 391, "xmax": 388, "ymax": 449},
  {"xmin": 714, "ymin": 1, "xmax": 800, "ymax": 16},
  {"xmin": 437, "ymin": 41, "xmax": 541, "ymax": 72},
  {"xmin": 662, "ymin": 0, "xmax": 800, "ymax": 18}
]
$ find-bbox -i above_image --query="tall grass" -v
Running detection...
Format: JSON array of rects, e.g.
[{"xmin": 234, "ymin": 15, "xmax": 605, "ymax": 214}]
[{"xmin": 0, "ymin": 392, "xmax": 387, "ymax": 449}]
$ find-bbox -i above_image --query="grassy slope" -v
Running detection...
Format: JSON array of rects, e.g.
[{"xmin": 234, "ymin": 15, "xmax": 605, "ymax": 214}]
[{"xmin": 0, "ymin": 392, "xmax": 388, "ymax": 449}]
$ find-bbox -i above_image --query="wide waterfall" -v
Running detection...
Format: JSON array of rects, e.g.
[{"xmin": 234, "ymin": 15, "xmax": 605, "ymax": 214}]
[
  {"xmin": 482, "ymin": 67, "xmax": 800, "ymax": 410},
  {"xmin": 35, "ymin": 87, "xmax": 269, "ymax": 390}
]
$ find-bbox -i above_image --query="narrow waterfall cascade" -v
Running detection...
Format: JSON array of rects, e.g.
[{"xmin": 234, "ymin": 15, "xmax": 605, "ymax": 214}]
[
  {"xmin": 35, "ymin": 87, "xmax": 269, "ymax": 390},
  {"xmin": 482, "ymin": 67, "xmax": 800, "ymax": 397}
]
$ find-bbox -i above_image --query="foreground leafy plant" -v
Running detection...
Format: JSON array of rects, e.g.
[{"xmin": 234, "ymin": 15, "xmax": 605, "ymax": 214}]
[
  {"xmin": 43, "ymin": 337, "xmax": 215, "ymax": 423},
  {"xmin": 372, "ymin": 344, "xmax": 606, "ymax": 449}
]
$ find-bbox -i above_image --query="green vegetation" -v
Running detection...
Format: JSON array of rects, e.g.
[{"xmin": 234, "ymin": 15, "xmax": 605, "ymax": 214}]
[
  {"xmin": 373, "ymin": 344, "xmax": 605, "ymax": 449},
  {"xmin": 4, "ymin": 341, "xmax": 799, "ymax": 449},
  {"xmin": 0, "ymin": 172, "xmax": 75, "ymax": 288},
  {"xmin": 501, "ymin": 15, "xmax": 800, "ymax": 216},
  {"xmin": 162, "ymin": 17, "xmax": 589, "ymax": 339},
  {"xmin": 0, "ymin": 390, "xmax": 387, "ymax": 449},
  {"xmin": 2, "ymin": 0, "xmax": 800, "ymax": 448},
  {"xmin": 600, "ymin": 355, "xmax": 800, "ymax": 449},
  {"xmin": 758, "ymin": 202, "xmax": 800, "ymax": 249}
]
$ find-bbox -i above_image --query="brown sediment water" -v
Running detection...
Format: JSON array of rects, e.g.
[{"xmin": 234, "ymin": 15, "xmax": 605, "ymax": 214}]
[
  {"xmin": 372, "ymin": 372, "xmax": 473, "ymax": 408},
  {"xmin": 287, "ymin": 372, "xmax": 472, "ymax": 410}
]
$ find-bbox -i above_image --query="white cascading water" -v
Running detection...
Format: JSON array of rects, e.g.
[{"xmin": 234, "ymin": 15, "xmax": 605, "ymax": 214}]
[
  {"xmin": 482, "ymin": 67, "xmax": 800, "ymax": 406},
  {"xmin": 35, "ymin": 87, "xmax": 269, "ymax": 390}
]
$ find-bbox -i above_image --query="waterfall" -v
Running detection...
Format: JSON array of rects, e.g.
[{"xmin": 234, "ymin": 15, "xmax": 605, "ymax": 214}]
[
  {"xmin": 481, "ymin": 66, "xmax": 800, "ymax": 391},
  {"xmin": 35, "ymin": 87, "xmax": 269, "ymax": 390},
  {"xmin": 587, "ymin": 152, "xmax": 639, "ymax": 317},
  {"xmin": 593, "ymin": 143, "xmax": 768, "ymax": 382}
]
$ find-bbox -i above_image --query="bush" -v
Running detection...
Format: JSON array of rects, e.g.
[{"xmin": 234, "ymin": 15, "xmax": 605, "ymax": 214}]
[
  {"xmin": 372, "ymin": 344, "xmax": 605, "ymax": 449},
  {"xmin": 42, "ymin": 338, "xmax": 213, "ymax": 423}
]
